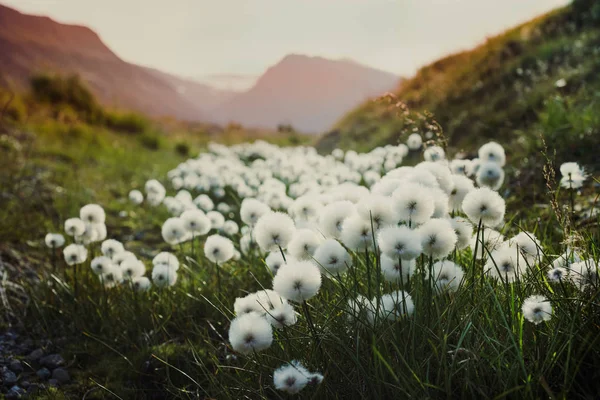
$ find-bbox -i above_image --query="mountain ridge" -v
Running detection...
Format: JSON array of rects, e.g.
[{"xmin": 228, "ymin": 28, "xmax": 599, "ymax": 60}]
[{"xmin": 214, "ymin": 54, "xmax": 400, "ymax": 133}]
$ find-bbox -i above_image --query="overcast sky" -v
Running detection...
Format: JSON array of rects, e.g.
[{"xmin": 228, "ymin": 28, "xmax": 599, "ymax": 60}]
[{"xmin": 3, "ymin": 0, "xmax": 570, "ymax": 79}]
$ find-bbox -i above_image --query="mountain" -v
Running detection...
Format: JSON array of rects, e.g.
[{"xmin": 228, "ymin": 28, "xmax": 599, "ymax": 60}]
[
  {"xmin": 143, "ymin": 68, "xmax": 237, "ymax": 111},
  {"xmin": 196, "ymin": 74, "xmax": 259, "ymax": 92},
  {"xmin": 214, "ymin": 54, "xmax": 400, "ymax": 133},
  {"xmin": 0, "ymin": 4, "xmax": 223, "ymax": 120},
  {"xmin": 316, "ymin": 1, "xmax": 600, "ymax": 167}
]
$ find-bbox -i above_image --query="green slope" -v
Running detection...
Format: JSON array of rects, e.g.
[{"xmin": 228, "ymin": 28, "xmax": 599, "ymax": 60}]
[{"xmin": 317, "ymin": 1, "xmax": 600, "ymax": 165}]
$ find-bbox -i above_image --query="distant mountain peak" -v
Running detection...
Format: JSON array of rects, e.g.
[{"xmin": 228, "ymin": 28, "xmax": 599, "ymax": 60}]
[{"xmin": 214, "ymin": 54, "xmax": 400, "ymax": 133}]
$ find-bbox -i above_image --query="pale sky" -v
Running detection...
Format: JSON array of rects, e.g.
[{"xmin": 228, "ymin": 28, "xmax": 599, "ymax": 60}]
[{"xmin": 3, "ymin": 0, "xmax": 570, "ymax": 79}]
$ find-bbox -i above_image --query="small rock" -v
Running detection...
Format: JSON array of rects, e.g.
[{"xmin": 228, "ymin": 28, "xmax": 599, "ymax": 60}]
[
  {"xmin": 5, "ymin": 386, "xmax": 25, "ymax": 399},
  {"xmin": 2, "ymin": 370, "xmax": 18, "ymax": 386},
  {"xmin": 51, "ymin": 368, "xmax": 70, "ymax": 384},
  {"xmin": 39, "ymin": 354, "xmax": 64, "ymax": 369},
  {"xmin": 20, "ymin": 381, "xmax": 30, "ymax": 389},
  {"xmin": 36, "ymin": 368, "xmax": 51, "ymax": 380},
  {"xmin": 9, "ymin": 360, "xmax": 23, "ymax": 374},
  {"xmin": 27, "ymin": 349, "xmax": 43, "ymax": 362},
  {"xmin": 47, "ymin": 379, "xmax": 58, "ymax": 387}
]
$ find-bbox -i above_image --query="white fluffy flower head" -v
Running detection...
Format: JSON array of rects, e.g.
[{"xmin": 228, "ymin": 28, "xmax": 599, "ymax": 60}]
[
  {"xmin": 522, "ymin": 295, "xmax": 552, "ymax": 325},
  {"xmin": 254, "ymin": 212, "xmax": 296, "ymax": 252},
  {"xmin": 228, "ymin": 312, "xmax": 273, "ymax": 354},
  {"xmin": 45, "ymin": 233, "xmax": 65, "ymax": 248},
  {"xmin": 313, "ymin": 239, "xmax": 351, "ymax": 275},
  {"xmin": 204, "ymin": 234, "xmax": 235, "ymax": 264},
  {"xmin": 273, "ymin": 260, "xmax": 322, "ymax": 302},
  {"xmin": 462, "ymin": 187, "xmax": 505, "ymax": 227},
  {"xmin": 378, "ymin": 226, "xmax": 422, "ymax": 260}
]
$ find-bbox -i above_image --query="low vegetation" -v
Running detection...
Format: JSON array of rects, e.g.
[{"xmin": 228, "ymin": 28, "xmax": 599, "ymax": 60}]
[{"xmin": 318, "ymin": 1, "xmax": 600, "ymax": 168}]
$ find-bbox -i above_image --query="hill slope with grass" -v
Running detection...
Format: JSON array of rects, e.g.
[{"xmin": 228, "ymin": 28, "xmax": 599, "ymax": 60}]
[{"xmin": 317, "ymin": 1, "xmax": 600, "ymax": 166}]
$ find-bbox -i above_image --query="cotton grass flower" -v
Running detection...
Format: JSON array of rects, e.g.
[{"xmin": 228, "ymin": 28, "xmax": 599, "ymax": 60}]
[
  {"xmin": 100, "ymin": 267, "xmax": 123, "ymax": 288},
  {"xmin": 415, "ymin": 161, "xmax": 454, "ymax": 195},
  {"xmin": 222, "ymin": 220, "xmax": 239, "ymax": 236},
  {"xmin": 423, "ymin": 146, "xmax": 445, "ymax": 162},
  {"xmin": 180, "ymin": 209, "xmax": 211, "ymax": 235},
  {"xmin": 228, "ymin": 312, "xmax": 273, "ymax": 354},
  {"xmin": 265, "ymin": 251, "xmax": 287, "ymax": 274},
  {"xmin": 287, "ymin": 229, "xmax": 323, "ymax": 261},
  {"xmin": 152, "ymin": 252, "xmax": 179, "ymax": 270},
  {"xmin": 450, "ymin": 159, "xmax": 471, "ymax": 175},
  {"xmin": 559, "ymin": 162, "xmax": 587, "ymax": 189},
  {"xmin": 204, "ymin": 234, "xmax": 235, "ymax": 264},
  {"xmin": 511, "ymin": 232, "xmax": 541, "ymax": 265},
  {"xmin": 476, "ymin": 162, "xmax": 505, "ymax": 190},
  {"xmin": 63, "ymin": 244, "xmax": 88, "ymax": 266},
  {"xmin": 121, "ymin": 258, "xmax": 146, "ymax": 280},
  {"xmin": 233, "ymin": 290, "xmax": 284, "ymax": 317},
  {"xmin": 161, "ymin": 217, "xmax": 189, "ymax": 245},
  {"xmin": 152, "ymin": 264, "xmax": 178, "ymax": 287},
  {"xmin": 449, "ymin": 175, "xmax": 475, "ymax": 212},
  {"xmin": 547, "ymin": 267, "xmax": 567, "ymax": 282},
  {"xmin": 392, "ymin": 183, "xmax": 435, "ymax": 225},
  {"xmin": 113, "ymin": 251, "xmax": 137, "ymax": 267},
  {"xmin": 356, "ymin": 195, "xmax": 396, "ymax": 230},
  {"xmin": 128, "ymin": 190, "xmax": 144, "ymax": 205},
  {"xmin": 80, "ymin": 204, "xmax": 106, "ymax": 225},
  {"xmin": 318, "ymin": 200, "xmax": 356, "ymax": 239},
  {"xmin": 313, "ymin": 239, "xmax": 351, "ymax": 275},
  {"xmin": 406, "ymin": 133, "xmax": 422, "ymax": 150},
  {"xmin": 462, "ymin": 187, "xmax": 505, "ymax": 227},
  {"xmin": 485, "ymin": 245, "xmax": 526, "ymax": 282},
  {"xmin": 470, "ymin": 228, "xmax": 505, "ymax": 259},
  {"xmin": 289, "ymin": 195, "xmax": 322, "ymax": 222},
  {"xmin": 240, "ymin": 198, "xmax": 271, "ymax": 226},
  {"xmin": 377, "ymin": 226, "xmax": 422, "ymax": 260},
  {"xmin": 266, "ymin": 302, "xmax": 298, "ymax": 329},
  {"xmin": 478, "ymin": 141, "xmax": 506, "ymax": 167},
  {"xmin": 273, "ymin": 361, "xmax": 310, "ymax": 394},
  {"xmin": 273, "ymin": 261, "xmax": 322, "ymax": 302},
  {"xmin": 234, "ymin": 294, "xmax": 266, "ymax": 316},
  {"xmin": 381, "ymin": 255, "xmax": 416, "ymax": 283},
  {"xmin": 101, "ymin": 239, "xmax": 124, "ymax": 259},
  {"xmin": 418, "ymin": 219, "xmax": 457, "ymax": 259},
  {"xmin": 193, "ymin": 194, "xmax": 214, "ymax": 212},
  {"xmin": 91, "ymin": 256, "xmax": 114, "ymax": 275},
  {"xmin": 207, "ymin": 211, "xmax": 225, "ymax": 230},
  {"xmin": 132, "ymin": 276, "xmax": 151, "ymax": 292},
  {"xmin": 45, "ymin": 233, "xmax": 65, "ymax": 248},
  {"xmin": 428, "ymin": 186, "xmax": 450, "ymax": 218},
  {"xmin": 569, "ymin": 260, "xmax": 599, "ymax": 290},
  {"xmin": 449, "ymin": 217, "xmax": 472, "ymax": 250},
  {"xmin": 254, "ymin": 212, "xmax": 296, "ymax": 252},
  {"xmin": 428, "ymin": 260, "xmax": 465, "ymax": 293},
  {"xmin": 64, "ymin": 218, "xmax": 86, "ymax": 237},
  {"xmin": 340, "ymin": 214, "xmax": 375, "ymax": 250},
  {"xmin": 522, "ymin": 295, "xmax": 552, "ymax": 325},
  {"xmin": 379, "ymin": 290, "xmax": 415, "ymax": 320}
]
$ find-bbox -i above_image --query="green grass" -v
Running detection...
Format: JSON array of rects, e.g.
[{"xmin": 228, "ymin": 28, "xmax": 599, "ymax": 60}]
[
  {"xmin": 2, "ymin": 111, "xmax": 598, "ymax": 398},
  {"xmin": 1, "ymin": 5, "xmax": 599, "ymax": 398}
]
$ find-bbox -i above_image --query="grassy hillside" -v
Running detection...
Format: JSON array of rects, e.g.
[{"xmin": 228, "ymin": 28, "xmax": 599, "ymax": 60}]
[
  {"xmin": 0, "ymin": 75, "xmax": 310, "ymax": 248},
  {"xmin": 317, "ymin": 1, "xmax": 600, "ymax": 166}
]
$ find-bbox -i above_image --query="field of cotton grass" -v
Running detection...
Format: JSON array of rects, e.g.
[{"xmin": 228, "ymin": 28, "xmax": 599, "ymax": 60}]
[{"xmin": 28, "ymin": 135, "xmax": 600, "ymax": 399}]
